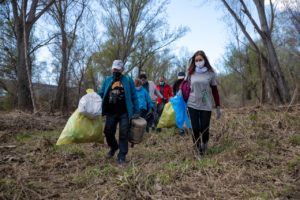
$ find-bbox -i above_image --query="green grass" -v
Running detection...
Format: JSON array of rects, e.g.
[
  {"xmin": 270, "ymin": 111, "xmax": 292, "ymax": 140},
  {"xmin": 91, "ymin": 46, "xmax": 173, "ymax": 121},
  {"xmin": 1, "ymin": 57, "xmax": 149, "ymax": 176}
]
[
  {"xmin": 256, "ymin": 138, "xmax": 276, "ymax": 150},
  {"xmin": 195, "ymin": 158, "xmax": 218, "ymax": 170},
  {"xmin": 72, "ymin": 166, "xmax": 102, "ymax": 185},
  {"xmin": 15, "ymin": 133, "xmax": 32, "ymax": 142},
  {"xmin": 158, "ymin": 173, "xmax": 171, "ymax": 185},
  {"xmin": 53, "ymin": 144, "xmax": 86, "ymax": 157},
  {"xmin": 287, "ymin": 155, "xmax": 300, "ymax": 171},
  {"xmin": 0, "ymin": 179, "xmax": 18, "ymax": 197},
  {"xmin": 100, "ymin": 163, "xmax": 118, "ymax": 176},
  {"xmin": 289, "ymin": 135, "xmax": 300, "ymax": 146},
  {"xmin": 208, "ymin": 139, "xmax": 237, "ymax": 155}
]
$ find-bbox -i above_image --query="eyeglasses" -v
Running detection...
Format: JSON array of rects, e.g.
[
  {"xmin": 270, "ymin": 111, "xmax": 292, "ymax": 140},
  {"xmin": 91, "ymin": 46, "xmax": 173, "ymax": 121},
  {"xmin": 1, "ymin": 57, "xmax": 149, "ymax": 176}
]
[{"xmin": 195, "ymin": 59, "xmax": 203, "ymax": 62}]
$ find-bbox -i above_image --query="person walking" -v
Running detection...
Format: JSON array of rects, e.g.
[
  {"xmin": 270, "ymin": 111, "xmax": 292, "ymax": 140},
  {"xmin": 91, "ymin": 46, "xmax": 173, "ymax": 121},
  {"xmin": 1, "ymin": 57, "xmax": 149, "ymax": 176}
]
[
  {"xmin": 187, "ymin": 50, "xmax": 221, "ymax": 156},
  {"xmin": 98, "ymin": 60, "xmax": 139, "ymax": 166},
  {"xmin": 134, "ymin": 78, "xmax": 154, "ymax": 132},
  {"xmin": 139, "ymin": 74, "xmax": 163, "ymax": 131},
  {"xmin": 172, "ymin": 71, "xmax": 185, "ymax": 95},
  {"xmin": 172, "ymin": 71, "xmax": 186, "ymax": 136},
  {"xmin": 156, "ymin": 76, "xmax": 173, "ymax": 132}
]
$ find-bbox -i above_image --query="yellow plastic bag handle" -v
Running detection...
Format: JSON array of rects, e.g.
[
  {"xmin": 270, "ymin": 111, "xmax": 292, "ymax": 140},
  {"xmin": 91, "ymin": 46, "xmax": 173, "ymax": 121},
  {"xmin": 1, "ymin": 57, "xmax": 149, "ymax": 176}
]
[{"xmin": 86, "ymin": 88, "xmax": 95, "ymax": 94}]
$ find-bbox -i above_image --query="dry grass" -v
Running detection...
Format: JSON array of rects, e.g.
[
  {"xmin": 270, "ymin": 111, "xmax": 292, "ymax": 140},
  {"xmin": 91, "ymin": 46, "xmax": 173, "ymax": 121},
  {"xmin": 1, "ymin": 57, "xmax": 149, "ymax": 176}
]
[{"xmin": 0, "ymin": 106, "xmax": 299, "ymax": 199}]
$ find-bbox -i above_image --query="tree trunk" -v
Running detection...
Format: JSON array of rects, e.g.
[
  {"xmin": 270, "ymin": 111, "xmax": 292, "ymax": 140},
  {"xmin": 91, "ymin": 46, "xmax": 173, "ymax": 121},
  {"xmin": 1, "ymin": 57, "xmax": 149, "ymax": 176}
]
[
  {"xmin": 263, "ymin": 37, "xmax": 291, "ymax": 103},
  {"xmin": 254, "ymin": 0, "xmax": 290, "ymax": 104},
  {"xmin": 241, "ymin": 77, "xmax": 246, "ymax": 106},
  {"xmin": 259, "ymin": 53, "xmax": 283, "ymax": 104},
  {"xmin": 54, "ymin": 30, "xmax": 69, "ymax": 113},
  {"xmin": 16, "ymin": 25, "xmax": 33, "ymax": 110}
]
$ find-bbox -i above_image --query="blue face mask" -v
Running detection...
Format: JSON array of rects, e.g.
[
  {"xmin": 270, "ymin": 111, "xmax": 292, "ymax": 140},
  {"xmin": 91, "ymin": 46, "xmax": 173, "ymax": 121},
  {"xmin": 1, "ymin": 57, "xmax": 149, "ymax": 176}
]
[
  {"xmin": 136, "ymin": 86, "xmax": 141, "ymax": 90},
  {"xmin": 159, "ymin": 81, "xmax": 165, "ymax": 86}
]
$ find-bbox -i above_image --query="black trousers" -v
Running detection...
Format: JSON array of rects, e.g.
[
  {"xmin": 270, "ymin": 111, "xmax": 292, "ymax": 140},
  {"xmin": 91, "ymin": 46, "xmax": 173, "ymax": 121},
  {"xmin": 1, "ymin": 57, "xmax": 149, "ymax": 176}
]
[
  {"xmin": 104, "ymin": 113, "xmax": 129, "ymax": 161},
  {"xmin": 188, "ymin": 107, "xmax": 211, "ymax": 146}
]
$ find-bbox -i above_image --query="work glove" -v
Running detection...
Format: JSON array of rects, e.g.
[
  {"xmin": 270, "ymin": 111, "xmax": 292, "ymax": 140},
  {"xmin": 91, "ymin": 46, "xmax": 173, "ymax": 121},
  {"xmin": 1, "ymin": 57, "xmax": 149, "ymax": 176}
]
[{"xmin": 216, "ymin": 106, "xmax": 221, "ymax": 120}]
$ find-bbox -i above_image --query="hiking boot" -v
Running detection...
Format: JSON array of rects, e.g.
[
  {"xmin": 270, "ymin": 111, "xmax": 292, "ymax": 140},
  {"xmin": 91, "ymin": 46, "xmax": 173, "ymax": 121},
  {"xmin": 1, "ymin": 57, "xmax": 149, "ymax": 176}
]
[
  {"xmin": 179, "ymin": 129, "xmax": 185, "ymax": 136},
  {"xmin": 156, "ymin": 128, "xmax": 161, "ymax": 133},
  {"xmin": 202, "ymin": 142, "xmax": 208, "ymax": 155},
  {"xmin": 146, "ymin": 127, "xmax": 149, "ymax": 133},
  {"xmin": 198, "ymin": 144, "xmax": 204, "ymax": 156},
  {"xmin": 117, "ymin": 159, "xmax": 129, "ymax": 167},
  {"xmin": 106, "ymin": 148, "xmax": 117, "ymax": 158}
]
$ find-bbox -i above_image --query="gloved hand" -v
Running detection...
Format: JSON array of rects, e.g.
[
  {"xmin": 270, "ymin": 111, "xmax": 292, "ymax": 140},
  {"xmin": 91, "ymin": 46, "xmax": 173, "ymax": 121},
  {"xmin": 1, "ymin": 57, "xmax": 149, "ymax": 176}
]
[
  {"xmin": 162, "ymin": 98, "xmax": 167, "ymax": 104},
  {"xmin": 132, "ymin": 113, "xmax": 140, "ymax": 119},
  {"xmin": 216, "ymin": 106, "xmax": 221, "ymax": 120}
]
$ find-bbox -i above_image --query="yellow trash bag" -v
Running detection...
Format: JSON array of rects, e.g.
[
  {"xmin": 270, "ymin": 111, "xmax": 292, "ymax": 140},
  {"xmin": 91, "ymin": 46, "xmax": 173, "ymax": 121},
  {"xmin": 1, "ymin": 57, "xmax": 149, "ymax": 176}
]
[
  {"xmin": 56, "ymin": 110, "xmax": 104, "ymax": 145},
  {"xmin": 157, "ymin": 102, "xmax": 176, "ymax": 128}
]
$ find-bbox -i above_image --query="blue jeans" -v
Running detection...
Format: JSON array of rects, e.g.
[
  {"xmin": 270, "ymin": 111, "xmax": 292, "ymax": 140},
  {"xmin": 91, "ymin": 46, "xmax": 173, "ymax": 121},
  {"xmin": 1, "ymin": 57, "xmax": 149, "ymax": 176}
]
[{"xmin": 104, "ymin": 113, "xmax": 130, "ymax": 161}]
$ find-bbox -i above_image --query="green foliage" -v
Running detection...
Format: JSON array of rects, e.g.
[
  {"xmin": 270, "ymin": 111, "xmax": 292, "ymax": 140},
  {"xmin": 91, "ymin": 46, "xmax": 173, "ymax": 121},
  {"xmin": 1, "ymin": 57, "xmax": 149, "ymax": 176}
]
[{"xmin": 0, "ymin": 93, "xmax": 15, "ymax": 111}]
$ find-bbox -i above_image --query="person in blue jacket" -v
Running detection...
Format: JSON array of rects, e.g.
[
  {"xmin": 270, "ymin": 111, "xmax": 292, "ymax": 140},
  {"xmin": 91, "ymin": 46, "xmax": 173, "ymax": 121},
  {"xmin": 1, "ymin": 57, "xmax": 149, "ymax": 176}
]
[
  {"xmin": 134, "ymin": 78, "xmax": 153, "ymax": 132},
  {"xmin": 98, "ymin": 60, "xmax": 139, "ymax": 166}
]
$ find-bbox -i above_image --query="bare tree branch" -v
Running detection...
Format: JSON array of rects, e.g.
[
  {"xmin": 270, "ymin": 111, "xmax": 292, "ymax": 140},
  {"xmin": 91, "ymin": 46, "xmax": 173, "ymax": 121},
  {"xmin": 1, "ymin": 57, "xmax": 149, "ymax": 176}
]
[{"xmin": 221, "ymin": 0, "xmax": 260, "ymax": 52}]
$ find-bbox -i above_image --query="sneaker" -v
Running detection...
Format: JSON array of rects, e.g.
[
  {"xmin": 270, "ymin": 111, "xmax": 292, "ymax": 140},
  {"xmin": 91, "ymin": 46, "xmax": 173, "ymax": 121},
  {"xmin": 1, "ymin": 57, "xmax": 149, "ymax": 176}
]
[{"xmin": 106, "ymin": 149, "xmax": 117, "ymax": 158}]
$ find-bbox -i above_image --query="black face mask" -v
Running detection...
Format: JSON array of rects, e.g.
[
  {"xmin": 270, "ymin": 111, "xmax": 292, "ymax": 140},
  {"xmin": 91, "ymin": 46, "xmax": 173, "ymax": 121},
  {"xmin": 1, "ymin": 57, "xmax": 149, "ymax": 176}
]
[{"xmin": 113, "ymin": 72, "xmax": 122, "ymax": 80}]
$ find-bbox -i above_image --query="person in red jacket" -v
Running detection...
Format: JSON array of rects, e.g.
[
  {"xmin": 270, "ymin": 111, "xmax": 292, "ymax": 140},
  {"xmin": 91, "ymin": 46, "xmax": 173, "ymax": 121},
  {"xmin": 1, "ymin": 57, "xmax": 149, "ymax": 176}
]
[
  {"xmin": 156, "ymin": 76, "xmax": 173, "ymax": 104},
  {"xmin": 156, "ymin": 76, "xmax": 173, "ymax": 132}
]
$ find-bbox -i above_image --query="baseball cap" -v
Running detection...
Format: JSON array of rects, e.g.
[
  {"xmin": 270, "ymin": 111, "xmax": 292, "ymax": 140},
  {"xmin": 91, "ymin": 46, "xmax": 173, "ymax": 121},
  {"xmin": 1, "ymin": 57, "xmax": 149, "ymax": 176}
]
[
  {"xmin": 177, "ymin": 71, "xmax": 185, "ymax": 79},
  {"xmin": 112, "ymin": 60, "xmax": 124, "ymax": 70}
]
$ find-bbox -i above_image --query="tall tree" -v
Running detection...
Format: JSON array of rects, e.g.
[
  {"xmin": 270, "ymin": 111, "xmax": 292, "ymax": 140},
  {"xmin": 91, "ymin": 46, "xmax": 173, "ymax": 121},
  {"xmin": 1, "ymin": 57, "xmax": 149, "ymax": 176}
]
[
  {"xmin": 0, "ymin": 2, "xmax": 17, "ymax": 84},
  {"xmin": 48, "ymin": 0, "xmax": 87, "ymax": 112},
  {"xmin": 221, "ymin": 0, "xmax": 291, "ymax": 104},
  {"xmin": 99, "ymin": 0, "xmax": 187, "ymax": 75},
  {"xmin": 11, "ymin": 0, "xmax": 55, "ymax": 111}
]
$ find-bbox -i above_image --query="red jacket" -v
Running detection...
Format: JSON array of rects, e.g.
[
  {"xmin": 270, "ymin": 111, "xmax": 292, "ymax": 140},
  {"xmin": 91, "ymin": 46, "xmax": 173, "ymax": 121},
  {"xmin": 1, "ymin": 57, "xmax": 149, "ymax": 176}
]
[{"xmin": 156, "ymin": 84, "xmax": 173, "ymax": 104}]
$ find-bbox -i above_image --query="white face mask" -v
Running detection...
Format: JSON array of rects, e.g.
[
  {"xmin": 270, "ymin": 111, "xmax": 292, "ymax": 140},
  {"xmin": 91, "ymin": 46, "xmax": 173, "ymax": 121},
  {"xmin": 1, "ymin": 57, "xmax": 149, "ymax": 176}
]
[
  {"xmin": 195, "ymin": 60, "xmax": 205, "ymax": 68},
  {"xmin": 136, "ymin": 86, "xmax": 141, "ymax": 90}
]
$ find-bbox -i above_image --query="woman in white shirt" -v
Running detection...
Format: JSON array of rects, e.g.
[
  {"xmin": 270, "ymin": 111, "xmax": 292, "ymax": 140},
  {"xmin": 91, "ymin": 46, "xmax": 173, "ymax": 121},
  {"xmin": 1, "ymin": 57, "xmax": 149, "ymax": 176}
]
[{"xmin": 187, "ymin": 50, "xmax": 221, "ymax": 156}]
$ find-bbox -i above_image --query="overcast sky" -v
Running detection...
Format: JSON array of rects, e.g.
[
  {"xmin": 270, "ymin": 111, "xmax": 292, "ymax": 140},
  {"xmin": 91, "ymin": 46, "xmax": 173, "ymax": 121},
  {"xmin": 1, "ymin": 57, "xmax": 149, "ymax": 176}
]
[{"xmin": 166, "ymin": 0, "xmax": 228, "ymax": 72}]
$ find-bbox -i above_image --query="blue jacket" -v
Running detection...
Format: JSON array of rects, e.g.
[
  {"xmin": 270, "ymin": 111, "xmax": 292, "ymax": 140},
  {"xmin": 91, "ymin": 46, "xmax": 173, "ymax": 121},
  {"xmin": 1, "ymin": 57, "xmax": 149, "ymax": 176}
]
[
  {"xmin": 136, "ymin": 87, "xmax": 153, "ymax": 111},
  {"xmin": 98, "ymin": 75, "xmax": 140, "ymax": 119}
]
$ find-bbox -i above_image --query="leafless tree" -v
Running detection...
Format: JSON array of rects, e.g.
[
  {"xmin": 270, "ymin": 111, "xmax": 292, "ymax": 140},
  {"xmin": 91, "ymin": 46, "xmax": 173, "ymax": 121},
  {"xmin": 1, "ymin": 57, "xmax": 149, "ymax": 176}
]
[
  {"xmin": 48, "ymin": 0, "xmax": 88, "ymax": 112},
  {"xmin": 221, "ymin": 0, "xmax": 291, "ymax": 104},
  {"xmin": 11, "ymin": 0, "xmax": 55, "ymax": 111},
  {"xmin": 99, "ymin": 0, "xmax": 187, "ymax": 75}
]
